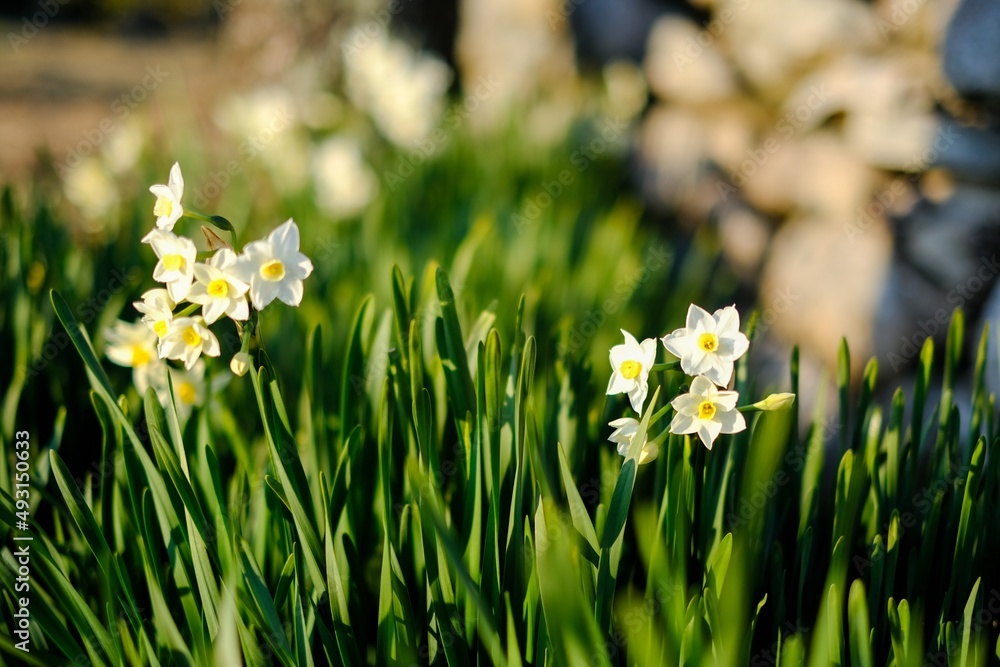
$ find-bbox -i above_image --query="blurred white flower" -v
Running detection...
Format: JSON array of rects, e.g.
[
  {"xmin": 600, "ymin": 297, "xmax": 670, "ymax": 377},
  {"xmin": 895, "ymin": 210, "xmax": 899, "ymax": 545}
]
[
  {"xmin": 159, "ymin": 316, "xmax": 220, "ymax": 370},
  {"xmin": 233, "ymin": 219, "xmax": 313, "ymax": 310},
  {"xmin": 669, "ymin": 375, "xmax": 746, "ymax": 450},
  {"xmin": 147, "ymin": 230, "xmax": 197, "ymax": 302},
  {"xmin": 148, "ymin": 163, "xmax": 185, "ymax": 233},
  {"xmin": 104, "ymin": 319, "xmax": 165, "ymax": 397},
  {"xmin": 103, "ymin": 117, "xmax": 144, "ymax": 175},
  {"xmin": 63, "ymin": 158, "xmax": 119, "ymax": 230},
  {"xmin": 133, "ymin": 288, "xmax": 175, "ymax": 338},
  {"xmin": 345, "ymin": 34, "xmax": 451, "ymax": 149},
  {"xmin": 312, "ymin": 136, "xmax": 378, "ymax": 219},
  {"xmin": 662, "ymin": 304, "xmax": 749, "ymax": 387},
  {"xmin": 214, "ymin": 86, "xmax": 308, "ymax": 194},
  {"xmin": 187, "ymin": 249, "xmax": 250, "ymax": 324},
  {"xmin": 170, "ymin": 360, "xmax": 205, "ymax": 423},
  {"xmin": 606, "ymin": 330, "xmax": 658, "ymax": 413},
  {"xmin": 608, "ymin": 417, "xmax": 659, "ymax": 465},
  {"xmin": 104, "ymin": 320, "xmax": 158, "ymax": 369}
]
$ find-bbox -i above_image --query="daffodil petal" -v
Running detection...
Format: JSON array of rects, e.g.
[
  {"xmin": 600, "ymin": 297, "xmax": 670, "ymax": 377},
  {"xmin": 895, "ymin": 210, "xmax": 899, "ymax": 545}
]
[
  {"xmin": 686, "ymin": 304, "xmax": 715, "ymax": 332},
  {"xmin": 670, "ymin": 412, "xmax": 698, "ymax": 434},
  {"xmin": 713, "ymin": 390, "xmax": 740, "ymax": 411},
  {"xmin": 717, "ymin": 408, "xmax": 746, "ymax": 434},
  {"xmin": 713, "ymin": 306, "xmax": 740, "ymax": 334}
]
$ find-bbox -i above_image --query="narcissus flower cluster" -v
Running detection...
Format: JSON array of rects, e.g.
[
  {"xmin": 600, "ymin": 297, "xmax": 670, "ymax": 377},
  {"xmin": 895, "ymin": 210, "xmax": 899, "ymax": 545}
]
[
  {"xmin": 104, "ymin": 163, "xmax": 314, "ymax": 417},
  {"xmin": 605, "ymin": 303, "xmax": 793, "ymax": 463}
]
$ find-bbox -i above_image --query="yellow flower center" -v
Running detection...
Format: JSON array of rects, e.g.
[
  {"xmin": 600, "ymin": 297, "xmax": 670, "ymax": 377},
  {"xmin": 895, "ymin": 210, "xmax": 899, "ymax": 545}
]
[
  {"xmin": 183, "ymin": 327, "xmax": 201, "ymax": 347},
  {"xmin": 153, "ymin": 320, "xmax": 168, "ymax": 337},
  {"xmin": 260, "ymin": 259, "xmax": 286, "ymax": 282},
  {"xmin": 619, "ymin": 360, "xmax": 642, "ymax": 380},
  {"xmin": 178, "ymin": 382, "xmax": 198, "ymax": 405},
  {"xmin": 698, "ymin": 400, "xmax": 717, "ymax": 420},
  {"xmin": 698, "ymin": 332, "xmax": 719, "ymax": 353},
  {"xmin": 154, "ymin": 196, "xmax": 173, "ymax": 218},
  {"xmin": 207, "ymin": 278, "xmax": 229, "ymax": 298},
  {"xmin": 131, "ymin": 345, "xmax": 151, "ymax": 367},
  {"xmin": 162, "ymin": 254, "xmax": 184, "ymax": 271}
]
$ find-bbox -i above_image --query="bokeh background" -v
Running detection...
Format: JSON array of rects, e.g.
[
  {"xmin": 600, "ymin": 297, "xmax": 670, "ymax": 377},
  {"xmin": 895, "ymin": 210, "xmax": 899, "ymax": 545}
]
[{"xmin": 3, "ymin": 0, "xmax": 999, "ymax": 428}]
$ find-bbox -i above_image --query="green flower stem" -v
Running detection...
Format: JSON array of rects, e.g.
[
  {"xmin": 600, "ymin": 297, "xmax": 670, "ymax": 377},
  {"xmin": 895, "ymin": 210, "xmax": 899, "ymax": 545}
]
[
  {"xmin": 648, "ymin": 426, "xmax": 671, "ymax": 448},
  {"xmin": 650, "ymin": 361, "xmax": 680, "ymax": 373},
  {"xmin": 646, "ymin": 402, "xmax": 673, "ymax": 428},
  {"xmin": 183, "ymin": 209, "xmax": 215, "ymax": 224},
  {"xmin": 184, "ymin": 209, "xmax": 238, "ymax": 248},
  {"xmin": 175, "ymin": 303, "xmax": 200, "ymax": 318}
]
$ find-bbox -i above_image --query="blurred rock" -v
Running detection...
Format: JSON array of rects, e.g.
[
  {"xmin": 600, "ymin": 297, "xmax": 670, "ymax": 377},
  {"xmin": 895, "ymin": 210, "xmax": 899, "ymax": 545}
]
[
  {"xmin": 873, "ymin": 185, "xmax": 1000, "ymax": 371},
  {"xmin": 762, "ymin": 214, "xmax": 891, "ymax": 374},
  {"xmin": 570, "ymin": 0, "xmax": 672, "ymax": 65},
  {"xmin": 943, "ymin": 0, "xmax": 1000, "ymax": 105},
  {"xmin": 930, "ymin": 119, "xmax": 1000, "ymax": 185},
  {"xmin": 645, "ymin": 16, "xmax": 737, "ymax": 104},
  {"xmin": 455, "ymin": 0, "xmax": 577, "ymax": 133},
  {"xmin": 725, "ymin": 0, "xmax": 878, "ymax": 92}
]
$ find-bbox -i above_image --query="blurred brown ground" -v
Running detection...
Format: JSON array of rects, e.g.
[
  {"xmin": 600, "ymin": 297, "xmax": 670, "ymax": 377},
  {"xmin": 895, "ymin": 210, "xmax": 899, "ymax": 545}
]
[{"xmin": 0, "ymin": 24, "xmax": 225, "ymax": 182}]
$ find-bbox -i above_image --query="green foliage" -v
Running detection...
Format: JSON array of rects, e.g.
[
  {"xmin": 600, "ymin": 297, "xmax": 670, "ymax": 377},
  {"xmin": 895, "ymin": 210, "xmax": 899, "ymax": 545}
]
[{"xmin": 1, "ymin": 135, "xmax": 999, "ymax": 666}]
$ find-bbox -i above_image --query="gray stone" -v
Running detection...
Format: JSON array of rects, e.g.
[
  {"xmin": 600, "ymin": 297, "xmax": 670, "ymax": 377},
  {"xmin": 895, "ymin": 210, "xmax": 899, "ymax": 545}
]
[
  {"xmin": 931, "ymin": 119, "xmax": 1000, "ymax": 186},
  {"xmin": 943, "ymin": 0, "xmax": 1000, "ymax": 102}
]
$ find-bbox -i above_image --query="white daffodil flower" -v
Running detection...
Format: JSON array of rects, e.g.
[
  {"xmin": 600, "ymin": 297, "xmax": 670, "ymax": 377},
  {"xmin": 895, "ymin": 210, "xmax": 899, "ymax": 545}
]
[
  {"xmin": 148, "ymin": 230, "xmax": 197, "ymax": 302},
  {"xmin": 187, "ymin": 249, "xmax": 250, "ymax": 324},
  {"xmin": 606, "ymin": 329, "xmax": 658, "ymax": 413},
  {"xmin": 233, "ymin": 218, "xmax": 314, "ymax": 310},
  {"xmin": 138, "ymin": 358, "xmax": 169, "ymax": 402},
  {"xmin": 133, "ymin": 288, "xmax": 175, "ymax": 339},
  {"xmin": 661, "ymin": 304, "xmax": 749, "ymax": 387},
  {"xmin": 608, "ymin": 417, "xmax": 659, "ymax": 465},
  {"xmin": 104, "ymin": 319, "xmax": 158, "ymax": 369},
  {"xmin": 104, "ymin": 319, "xmax": 167, "ymax": 396},
  {"xmin": 669, "ymin": 375, "xmax": 746, "ymax": 450},
  {"xmin": 149, "ymin": 162, "xmax": 184, "ymax": 232},
  {"xmin": 170, "ymin": 360, "xmax": 205, "ymax": 423},
  {"xmin": 158, "ymin": 316, "xmax": 220, "ymax": 370}
]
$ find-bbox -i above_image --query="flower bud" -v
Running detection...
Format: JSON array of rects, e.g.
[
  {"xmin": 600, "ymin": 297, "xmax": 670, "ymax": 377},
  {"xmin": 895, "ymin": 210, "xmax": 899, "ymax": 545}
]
[
  {"xmin": 230, "ymin": 351, "xmax": 252, "ymax": 377},
  {"xmin": 752, "ymin": 393, "xmax": 796, "ymax": 411}
]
